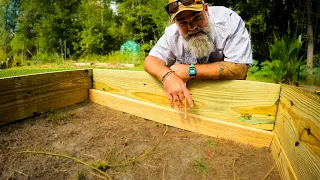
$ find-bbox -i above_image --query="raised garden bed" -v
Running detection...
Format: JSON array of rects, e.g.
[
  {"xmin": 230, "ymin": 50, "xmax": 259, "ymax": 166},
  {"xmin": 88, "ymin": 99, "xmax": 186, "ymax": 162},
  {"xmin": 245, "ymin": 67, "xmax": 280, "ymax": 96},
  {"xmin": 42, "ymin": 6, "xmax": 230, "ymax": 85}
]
[{"xmin": 0, "ymin": 69, "xmax": 319, "ymax": 180}]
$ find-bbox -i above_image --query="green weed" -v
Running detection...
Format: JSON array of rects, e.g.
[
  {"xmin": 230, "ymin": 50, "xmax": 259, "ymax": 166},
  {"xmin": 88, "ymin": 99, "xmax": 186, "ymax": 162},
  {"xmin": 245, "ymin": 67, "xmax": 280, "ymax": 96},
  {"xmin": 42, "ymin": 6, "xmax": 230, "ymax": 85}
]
[
  {"xmin": 205, "ymin": 139, "xmax": 217, "ymax": 148},
  {"xmin": 42, "ymin": 110, "xmax": 75, "ymax": 122},
  {"xmin": 194, "ymin": 157, "xmax": 208, "ymax": 174},
  {"xmin": 92, "ymin": 161, "xmax": 109, "ymax": 171},
  {"xmin": 76, "ymin": 172, "xmax": 86, "ymax": 180}
]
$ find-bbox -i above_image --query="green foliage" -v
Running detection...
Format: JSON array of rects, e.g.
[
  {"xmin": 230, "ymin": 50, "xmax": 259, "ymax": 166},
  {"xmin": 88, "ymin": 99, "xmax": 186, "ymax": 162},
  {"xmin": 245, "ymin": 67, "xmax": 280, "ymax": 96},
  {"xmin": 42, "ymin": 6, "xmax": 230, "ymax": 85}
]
[
  {"xmin": 268, "ymin": 34, "xmax": 303, "ymax": 83},
  {"xmin": 106, "ymin": 51, "xmax": 143, "ymax": 65},
  {"xmin": 249, "ymin": 34, "xmax": 304, "ymax": 84},
  {"xmin": 76, "ymin": 50, "xmax": 144, "ymax": 65},
  {"xmin": 247, "ymin": 60, "xmax": 260, "ymax": 75},
  {"xmin": 1, "ymin": 0, "xmax": 318, "ymax": 71},
  {"xmin": 0, "ymin": 48, "xmax": 6, "ymax": 60},
  {"xmin": 32, "ymin": 52, "xmax": 64, "ymax": 64},
  {"xmin": 298, "ymin": 65, "xmax": 320, "ymax": 86},
  {"xmin": 264, "ymin": 60, "xmax": 288, "ymax": 83},
  {"xmin": 77, "ymin": 54, "xmax": 107, "ymax": 63},
  {"xmin": 117, "ymin": 0, "xmax": 168, "ymax": 44},
  {"xmin": 247, "ymin": 60, "xmax": 278, "ymax": 83}
]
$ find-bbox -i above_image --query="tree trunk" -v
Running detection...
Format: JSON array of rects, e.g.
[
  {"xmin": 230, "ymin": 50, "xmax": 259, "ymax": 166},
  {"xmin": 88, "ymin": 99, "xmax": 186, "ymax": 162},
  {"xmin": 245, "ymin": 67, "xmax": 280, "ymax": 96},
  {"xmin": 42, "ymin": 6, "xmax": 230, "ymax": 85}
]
[
  {"xmin": 4, "ymin": 4, "xmax": 8, "ymax": 54},
  {"xmin": 306, "ymin": 0, "xmax": 314, "ymax": 83},
  {"xmin": 101, "ymin": 0, "xmax": 104, "ymax": 25}
]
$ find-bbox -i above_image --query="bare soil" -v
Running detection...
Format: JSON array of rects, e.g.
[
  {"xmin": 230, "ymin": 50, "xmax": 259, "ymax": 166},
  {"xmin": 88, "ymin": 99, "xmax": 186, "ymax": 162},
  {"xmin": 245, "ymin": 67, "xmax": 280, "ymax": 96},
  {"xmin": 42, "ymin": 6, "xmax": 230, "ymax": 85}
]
[{"xmin": 0, "ymin": 101, "xmax": 280, "ymax": 180}]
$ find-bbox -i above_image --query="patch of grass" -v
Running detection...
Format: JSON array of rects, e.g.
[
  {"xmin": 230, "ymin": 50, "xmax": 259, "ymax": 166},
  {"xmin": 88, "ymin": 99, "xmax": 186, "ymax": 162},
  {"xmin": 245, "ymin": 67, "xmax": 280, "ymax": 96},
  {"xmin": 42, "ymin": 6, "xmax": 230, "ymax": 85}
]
[
  {"xmin": 194, "ymin": 157, "xmax": 208, "ymax": 174},
  {"xmin": 205, "ymin": 138, "xmax": 217, "ymax": 148},
  {"xmin": 42, "ymin": 110, "xmax": 75, "ymax": 122},
  {"xmin": 0, "ymin": 67, "xmax": 76, "ymax": 78}
]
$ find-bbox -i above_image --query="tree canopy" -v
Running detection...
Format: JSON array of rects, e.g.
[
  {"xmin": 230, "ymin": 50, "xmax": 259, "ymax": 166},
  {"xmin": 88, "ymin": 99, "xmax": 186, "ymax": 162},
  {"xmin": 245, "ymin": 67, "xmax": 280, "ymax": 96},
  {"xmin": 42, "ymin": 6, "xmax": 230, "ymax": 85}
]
[{"xmin": 0, "ymin": 0, "xmax": 319, "ymax": 68}]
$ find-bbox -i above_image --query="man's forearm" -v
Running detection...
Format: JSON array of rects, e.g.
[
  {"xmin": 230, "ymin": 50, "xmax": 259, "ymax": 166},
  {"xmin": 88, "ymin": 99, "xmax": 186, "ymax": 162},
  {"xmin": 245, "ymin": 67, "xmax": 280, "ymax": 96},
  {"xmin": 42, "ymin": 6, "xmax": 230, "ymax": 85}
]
[
  {"xmin": 195, "ymin": 61, "xmax": 248, "ymax": 80},
  {"xmin": 144, "ymin": 55, "xmax": 171, "ymax": 81}
]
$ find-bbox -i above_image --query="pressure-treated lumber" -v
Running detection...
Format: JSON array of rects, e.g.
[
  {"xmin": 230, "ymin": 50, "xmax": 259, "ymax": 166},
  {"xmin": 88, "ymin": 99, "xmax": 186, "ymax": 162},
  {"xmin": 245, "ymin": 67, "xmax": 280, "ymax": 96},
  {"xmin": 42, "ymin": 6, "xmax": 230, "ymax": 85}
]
[
  {"xmin": 274, "ymin": 85, "xmax": 320, "ymax": 180},
  {"xmin": 93, "ymin": 69, "xmax": 281, "ymax": 130},
  {"xmin": 270, "ymin": 133, "xmax": 297, "ymax": 180},
  {"xmin": 0, "ymin": 70, "xmax": 92, "ymax": 126},
  {"xmin": 90, "ymin": 89, "xmax": 273, "ymax": 147}
]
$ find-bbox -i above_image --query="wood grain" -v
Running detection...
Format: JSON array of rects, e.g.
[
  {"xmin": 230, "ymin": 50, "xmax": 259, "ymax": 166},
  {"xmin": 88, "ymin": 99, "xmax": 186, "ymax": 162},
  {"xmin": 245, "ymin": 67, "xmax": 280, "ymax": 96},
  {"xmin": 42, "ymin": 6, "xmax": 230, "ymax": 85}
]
[
  {"xmin": 0, "ymin": 70, "xmax": 93, "ymax": 125},
  {"xmin": 274, "ymin": 85, "xmax": 320, "ymax": 180},
  {"xmin": 90, "ymin": 89, "xmax": 273, "ymax": 147},
  {"xmin": 93, "ymin": 69, "xmax": 281, "ymax": 130},
  {"xmin": 270, "ymin": 133, "xmax": 297, "ymax": 180}
]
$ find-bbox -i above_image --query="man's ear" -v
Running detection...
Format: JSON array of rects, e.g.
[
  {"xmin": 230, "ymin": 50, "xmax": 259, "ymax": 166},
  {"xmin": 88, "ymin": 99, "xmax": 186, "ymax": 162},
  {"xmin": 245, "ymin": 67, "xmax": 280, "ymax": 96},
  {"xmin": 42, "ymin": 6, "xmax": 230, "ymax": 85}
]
[{"xmin": 204, "ymin": 4, "xmax": 208, "ymax": 12}]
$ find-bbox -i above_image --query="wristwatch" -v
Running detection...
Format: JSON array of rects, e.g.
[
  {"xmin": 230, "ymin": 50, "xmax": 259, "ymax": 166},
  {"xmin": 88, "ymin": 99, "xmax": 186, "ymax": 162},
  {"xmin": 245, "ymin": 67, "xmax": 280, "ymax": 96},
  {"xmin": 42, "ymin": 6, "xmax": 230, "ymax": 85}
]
[{"xmin": 188, "ymin": 64, "xmax": 197, "ymax": 78}]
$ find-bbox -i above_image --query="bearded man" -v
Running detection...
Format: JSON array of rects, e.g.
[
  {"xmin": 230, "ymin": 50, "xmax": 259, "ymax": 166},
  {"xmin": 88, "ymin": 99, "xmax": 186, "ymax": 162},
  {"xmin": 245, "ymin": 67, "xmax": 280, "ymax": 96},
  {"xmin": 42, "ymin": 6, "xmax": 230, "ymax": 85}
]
[{"xmin": 144, "ymin": 0, "xmax": 252, "ymax": 110}]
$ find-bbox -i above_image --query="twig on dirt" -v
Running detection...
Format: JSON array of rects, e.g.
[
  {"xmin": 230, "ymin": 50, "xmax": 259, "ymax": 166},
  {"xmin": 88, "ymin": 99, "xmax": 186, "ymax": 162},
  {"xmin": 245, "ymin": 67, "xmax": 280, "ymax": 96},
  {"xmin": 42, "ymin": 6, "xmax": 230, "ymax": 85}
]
[
  {"xmin": 53, "ymin": 167, "xmax": 69, "ymax": 173},
  {"xmin": 6, "ymin": 170, "xmax": 28, "ymax": 180},
  {"xmin": 162, "ymin": 161, "xmax": 166, "ymax": 180},
  {"xmin": 262, "ymin": 150, "xmax": 282, "ymax": 180},
  {"xmin": 17, "ymin": 150, "xmax": 112, "ymax": 180},
  {"xmin": 90, "ymin": 172, "xmax": 109, "ymax": 180},
  {"xmin": 15, "ymin": 170, "xmax": 28, "ymax": 177},
  {"xmin": 143, "ymin": 163, "xmax": 156, "ymax": 168},
  {"xmin": 6, "ymin": 171, "xmax": 14, "ymax": 180},
  {"xmin": 233, "ymin": 159, "xmax": 237, "ymax": 180},
  {"xmin": 106, "ymin": 125, "xmax": 169, "ymax": 168},
  {"xmin": 237, "ymin": 177, "xmax": 249, "ymax": 180}
]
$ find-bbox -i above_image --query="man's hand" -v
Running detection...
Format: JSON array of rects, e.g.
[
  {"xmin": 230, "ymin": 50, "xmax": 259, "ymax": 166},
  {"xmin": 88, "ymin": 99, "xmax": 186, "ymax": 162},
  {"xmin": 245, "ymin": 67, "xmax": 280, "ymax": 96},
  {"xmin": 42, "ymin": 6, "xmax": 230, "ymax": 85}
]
[
  {"xmin": 163, "ymin": 72, "xmax": 194, "ymax": 110},
  {"xmin": 169, "ymin": 64, "xmax": 191, "ymax": 82}
]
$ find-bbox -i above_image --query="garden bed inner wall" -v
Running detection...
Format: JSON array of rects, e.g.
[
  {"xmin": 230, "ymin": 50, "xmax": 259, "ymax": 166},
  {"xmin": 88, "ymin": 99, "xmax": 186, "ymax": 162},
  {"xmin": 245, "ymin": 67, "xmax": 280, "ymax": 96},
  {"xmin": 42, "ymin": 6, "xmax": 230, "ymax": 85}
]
[
  {"xmin": 91, "ymin": 69, "xmax": 281, "ymax": 147},
  {"xmin": 270, "ymin": 85, "xmax": 320, "ymax": 180},
  {"xmin": 0, "ymin": 69, "xmax": 319, "ymax": 180}
]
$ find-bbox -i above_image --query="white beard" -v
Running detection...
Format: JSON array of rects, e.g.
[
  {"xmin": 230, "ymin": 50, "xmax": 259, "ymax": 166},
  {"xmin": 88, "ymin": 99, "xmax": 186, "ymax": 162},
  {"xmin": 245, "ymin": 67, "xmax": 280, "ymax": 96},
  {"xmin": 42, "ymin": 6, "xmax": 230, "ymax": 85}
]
[{"xmin": 184, "ymin": 21, "xmax": 215, "ymax": 59}]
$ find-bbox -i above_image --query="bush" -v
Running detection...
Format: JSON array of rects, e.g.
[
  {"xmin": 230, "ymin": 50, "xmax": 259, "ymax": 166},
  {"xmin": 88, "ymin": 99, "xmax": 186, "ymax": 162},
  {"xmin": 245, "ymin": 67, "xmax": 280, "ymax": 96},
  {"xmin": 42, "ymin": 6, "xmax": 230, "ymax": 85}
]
[
  {"xmin": 32, "ymin": 52, "xmax": 64, "ymax": 65},
  {"xmin": 106, "ymin": 51, "xmax": 144, "ymax": 65},
  {"xmin": 247, "ymin": 60, "xmax": 278, "ymax": 83},
  {"xmin": 77, "ymin": 54, "xmax": 107, "ymax": 63},
  {"xmin": 248, "ymin": 34, "xmax": 303, "ymax": 84},
  {"xmin": 299, "ymin": 65, "xmax": 320, "ymax": 86},
  {"xmin": 0, "ymin": 49, "xmax": 6, "ymax": 61}
]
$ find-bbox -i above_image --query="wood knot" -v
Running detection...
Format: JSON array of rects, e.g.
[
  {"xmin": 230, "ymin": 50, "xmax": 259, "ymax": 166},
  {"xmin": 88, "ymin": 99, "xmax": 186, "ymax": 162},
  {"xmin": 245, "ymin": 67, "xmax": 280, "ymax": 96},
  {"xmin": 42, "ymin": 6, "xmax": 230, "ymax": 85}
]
[{"xmin": 290, "ymin": 100, "xmax": 294, "ymax": 106}]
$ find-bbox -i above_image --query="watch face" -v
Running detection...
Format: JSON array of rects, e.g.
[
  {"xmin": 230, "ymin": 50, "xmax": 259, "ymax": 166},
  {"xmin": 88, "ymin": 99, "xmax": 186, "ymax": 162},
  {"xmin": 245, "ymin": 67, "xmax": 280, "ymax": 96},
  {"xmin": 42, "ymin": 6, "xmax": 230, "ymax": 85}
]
[{"xmin": 188, "ymin": 64, "xmax": 197, "ymax": 77}]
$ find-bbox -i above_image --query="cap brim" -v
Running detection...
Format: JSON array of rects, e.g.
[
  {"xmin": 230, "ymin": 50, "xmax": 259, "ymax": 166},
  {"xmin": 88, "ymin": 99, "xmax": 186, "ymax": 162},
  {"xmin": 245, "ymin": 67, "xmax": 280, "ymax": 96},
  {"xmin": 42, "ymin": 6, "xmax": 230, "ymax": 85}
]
[{"xmin": 170, "ymin": 4, "xmax": 204, "ymax": 22}]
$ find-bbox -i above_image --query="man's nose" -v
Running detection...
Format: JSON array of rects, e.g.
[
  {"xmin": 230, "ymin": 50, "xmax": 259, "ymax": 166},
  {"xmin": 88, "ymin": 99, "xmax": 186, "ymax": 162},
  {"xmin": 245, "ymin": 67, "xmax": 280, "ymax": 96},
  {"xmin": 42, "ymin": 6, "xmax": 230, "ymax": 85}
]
[{"xmin": 187, "ymin": 21, "xmax": 197, "ymax": 31}]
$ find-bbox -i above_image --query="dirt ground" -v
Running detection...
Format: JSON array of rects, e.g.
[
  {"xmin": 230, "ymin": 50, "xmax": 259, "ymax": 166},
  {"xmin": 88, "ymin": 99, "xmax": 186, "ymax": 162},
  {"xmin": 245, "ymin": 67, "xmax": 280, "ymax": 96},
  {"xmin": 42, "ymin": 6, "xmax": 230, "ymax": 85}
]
[{"xmin": 0, "ymin": 101, "xmax": 280, "ymax": 180}]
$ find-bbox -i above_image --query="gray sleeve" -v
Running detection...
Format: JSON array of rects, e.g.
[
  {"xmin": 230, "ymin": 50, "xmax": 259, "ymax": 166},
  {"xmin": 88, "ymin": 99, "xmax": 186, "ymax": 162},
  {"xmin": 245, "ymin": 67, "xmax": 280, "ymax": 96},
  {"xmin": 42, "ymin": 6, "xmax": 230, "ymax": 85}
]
[
  {"xmin": 149, "ymin": 27, "xmax": 175, "ymax": 66},
  {"xmin": 223, "ymin": 12, "xmax": 253, "ymax": 64}
]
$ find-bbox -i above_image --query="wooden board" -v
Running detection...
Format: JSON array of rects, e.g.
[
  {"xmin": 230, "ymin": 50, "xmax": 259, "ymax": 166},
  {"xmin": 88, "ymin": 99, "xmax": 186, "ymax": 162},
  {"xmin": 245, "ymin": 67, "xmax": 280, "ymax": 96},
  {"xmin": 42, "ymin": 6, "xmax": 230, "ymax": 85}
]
[
  {"xmin": 274, "ymin": 85, "xmax": 320, "ymax": 179},
  {"xmin": 270, "ymin": 133, "xmax": 297, "ymax": 180},
  {"xmin": 0, "ymin": 70, "xmax": 93, "ymax": 126},
  {"xmin": 90, "ymin": 89, "xmax": 273, "ymax": 147},
  {"xmin": 93, "ymin": 69, "xmax": 281, "ymax": 131}
]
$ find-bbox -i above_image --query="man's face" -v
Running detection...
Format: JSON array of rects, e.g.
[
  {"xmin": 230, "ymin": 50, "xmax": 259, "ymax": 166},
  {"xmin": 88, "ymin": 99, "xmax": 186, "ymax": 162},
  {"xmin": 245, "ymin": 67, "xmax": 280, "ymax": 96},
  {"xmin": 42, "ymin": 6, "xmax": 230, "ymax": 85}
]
[
  {"xmin": 174, "ymin": 5, "xmax": 209, "ymax": 38},
  {"xmin": 174, "ymin": 5, "xmax": 215, "ymax": 59}
]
